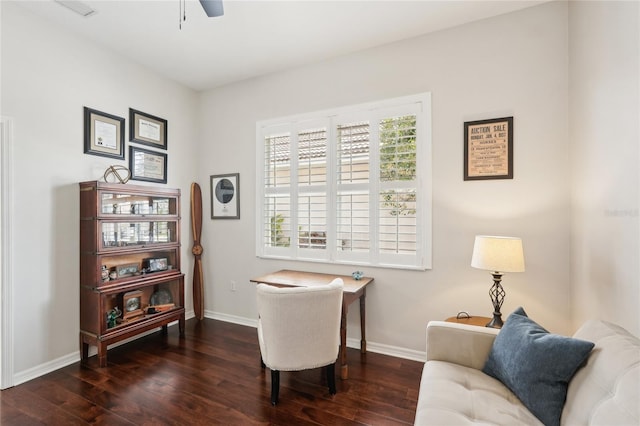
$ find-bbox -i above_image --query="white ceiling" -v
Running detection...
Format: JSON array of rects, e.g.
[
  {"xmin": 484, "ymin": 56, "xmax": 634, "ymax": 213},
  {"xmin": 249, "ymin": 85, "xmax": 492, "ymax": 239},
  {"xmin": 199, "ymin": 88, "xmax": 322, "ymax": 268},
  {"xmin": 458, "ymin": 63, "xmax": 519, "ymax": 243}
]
[{"xmin": 14, "ymin": 0, "xmax": 549, "ymax": 91}]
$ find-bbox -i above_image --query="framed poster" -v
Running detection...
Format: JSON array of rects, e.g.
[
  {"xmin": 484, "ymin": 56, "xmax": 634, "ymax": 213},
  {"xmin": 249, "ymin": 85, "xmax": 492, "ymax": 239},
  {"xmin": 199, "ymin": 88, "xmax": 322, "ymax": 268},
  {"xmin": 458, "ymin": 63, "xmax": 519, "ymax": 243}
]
[
  {"xmin": 210, "ymin": 173, "xmax": 240, "ymax": 219},
  {"xmin": 83, "ymin": 107, "xmax": 125, "ymax": 160},
  {"xmin": 464, "ymin": 116, "xmax": 513, "ymax": 180},
  {"xmin": 129, "ymin": 108, "xmax": 168, "ymax": 150},
  {"xmin": 129, "ymin": 146, "xmax": 167, "ymax": 184}
]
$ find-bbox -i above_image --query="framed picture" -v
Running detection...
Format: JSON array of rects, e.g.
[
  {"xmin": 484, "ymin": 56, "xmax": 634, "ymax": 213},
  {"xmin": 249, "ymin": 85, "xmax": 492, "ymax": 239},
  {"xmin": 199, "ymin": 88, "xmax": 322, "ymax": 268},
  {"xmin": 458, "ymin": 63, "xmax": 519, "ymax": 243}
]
[
  {"xmin": 83, "ymin": 107, "xmax": 125, "ymax": 159},
  {"xmin": 116, "ymin": 263, "xmax": 139, "ymax": 278},
  {"xmin": 143, "ymin": 257, "xmax": 168, "ymax": 272},
  {"xmin": 129, "ymin": 146, "xmax": 167, "ymax": 184},
  {"xmin": 129, "ymin": 108, "xmax": 168, "ymax": 150},
  {"xmin": 464, "ymin": 116, "xmax": 514, "ymax": 180},
  {"xmin": 210, "ymin": 173, "xmax": 240, "ymax": 219}
]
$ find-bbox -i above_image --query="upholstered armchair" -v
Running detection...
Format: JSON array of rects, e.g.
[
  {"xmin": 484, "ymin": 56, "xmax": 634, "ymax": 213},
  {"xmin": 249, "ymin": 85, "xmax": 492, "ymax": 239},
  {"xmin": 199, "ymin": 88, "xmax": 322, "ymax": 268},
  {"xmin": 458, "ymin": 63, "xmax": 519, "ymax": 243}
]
[{"xmin": 256, "ymin": 278, "xmax": 344, "ymax": 405}]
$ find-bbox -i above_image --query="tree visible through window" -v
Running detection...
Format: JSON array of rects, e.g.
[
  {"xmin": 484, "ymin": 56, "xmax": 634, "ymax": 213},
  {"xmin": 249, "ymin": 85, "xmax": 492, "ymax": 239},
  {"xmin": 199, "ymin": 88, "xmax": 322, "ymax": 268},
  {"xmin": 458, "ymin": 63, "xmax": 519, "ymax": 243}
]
[{"xmin": 256, "ymin": 94, "xmax": 432, "ymax": 270}]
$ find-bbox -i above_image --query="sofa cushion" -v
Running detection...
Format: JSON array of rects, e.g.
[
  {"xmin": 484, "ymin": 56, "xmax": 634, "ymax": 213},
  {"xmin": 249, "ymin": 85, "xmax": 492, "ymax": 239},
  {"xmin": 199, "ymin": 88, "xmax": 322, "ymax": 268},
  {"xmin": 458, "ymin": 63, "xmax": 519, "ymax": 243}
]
[
  {"xmin": 482, "ymin": 307, "xmax": 595, "ymax": 426},
  {"xmin": 415, "ymin": 360, "xmax": 543, "ymax": 425},
  {"xmin": 562, "ymin": 320, "xmax": 640, "ymax": 425}
]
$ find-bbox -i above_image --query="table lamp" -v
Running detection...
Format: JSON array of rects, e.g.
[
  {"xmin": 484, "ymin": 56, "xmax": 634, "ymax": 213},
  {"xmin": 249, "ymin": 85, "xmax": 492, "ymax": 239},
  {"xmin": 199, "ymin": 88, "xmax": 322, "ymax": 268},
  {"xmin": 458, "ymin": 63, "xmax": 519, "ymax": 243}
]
[{"xmin": 471, "ymin": 235, "xmax": 525, "ymax": 328}]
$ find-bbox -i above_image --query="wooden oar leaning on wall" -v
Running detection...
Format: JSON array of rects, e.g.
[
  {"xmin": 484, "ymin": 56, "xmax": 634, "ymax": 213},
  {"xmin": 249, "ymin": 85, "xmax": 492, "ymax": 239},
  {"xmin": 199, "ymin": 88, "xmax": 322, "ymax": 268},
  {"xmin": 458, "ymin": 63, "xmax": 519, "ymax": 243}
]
[{"xmin": 191, "ymin": 182, "xmax": 205, "ymax": 320}]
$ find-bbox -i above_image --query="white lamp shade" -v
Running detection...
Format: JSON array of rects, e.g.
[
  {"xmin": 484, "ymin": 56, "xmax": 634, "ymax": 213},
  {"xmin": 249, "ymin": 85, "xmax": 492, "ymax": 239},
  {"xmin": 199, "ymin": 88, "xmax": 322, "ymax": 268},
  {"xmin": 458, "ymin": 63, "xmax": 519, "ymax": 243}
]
[{"xmin": 471, "ymin": 235, "xmax": 525, "ymax": 273}]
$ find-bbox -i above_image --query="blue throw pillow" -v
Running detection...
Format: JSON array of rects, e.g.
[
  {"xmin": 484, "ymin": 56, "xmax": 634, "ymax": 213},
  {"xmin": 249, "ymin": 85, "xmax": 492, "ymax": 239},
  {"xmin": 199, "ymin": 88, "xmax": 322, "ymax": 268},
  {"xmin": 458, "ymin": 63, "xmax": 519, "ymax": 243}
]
[{"xmin": 482, "ymin": 307, "xmax": 594, "ymax": 426}]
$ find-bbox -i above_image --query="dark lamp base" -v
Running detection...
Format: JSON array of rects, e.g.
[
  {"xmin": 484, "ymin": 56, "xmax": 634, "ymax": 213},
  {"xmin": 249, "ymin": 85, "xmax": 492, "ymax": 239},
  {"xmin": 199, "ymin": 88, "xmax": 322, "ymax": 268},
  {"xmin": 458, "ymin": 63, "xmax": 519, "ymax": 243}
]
[{"xmin": 486, "ymin": 313, "xmax": 504, "ymax": 328}]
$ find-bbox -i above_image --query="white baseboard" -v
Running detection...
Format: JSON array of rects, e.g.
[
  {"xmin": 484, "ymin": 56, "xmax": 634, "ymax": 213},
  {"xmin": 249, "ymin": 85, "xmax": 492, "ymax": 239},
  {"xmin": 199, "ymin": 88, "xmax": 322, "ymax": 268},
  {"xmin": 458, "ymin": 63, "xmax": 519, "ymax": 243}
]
[
  {"xmin": 358, "ymin": 339, "xmax": 426, "ymax": 362},
  {"xmin": 204, "ymin": 311, "xmax": 426, "ymax": 362},
  {"xmin": 204, "ymin": 309, "xmax": 258, "ymax": 328},
  {"xmin": 12, "ymin": 315, "xmax": 193, "ymax": 387},
  {"xmin": 13, "ymin": 351, "xmax": 79, "ymax": 387},
  {"xmin": 12, "ymin": 310, "xmax": 424, "ymax": 387}
]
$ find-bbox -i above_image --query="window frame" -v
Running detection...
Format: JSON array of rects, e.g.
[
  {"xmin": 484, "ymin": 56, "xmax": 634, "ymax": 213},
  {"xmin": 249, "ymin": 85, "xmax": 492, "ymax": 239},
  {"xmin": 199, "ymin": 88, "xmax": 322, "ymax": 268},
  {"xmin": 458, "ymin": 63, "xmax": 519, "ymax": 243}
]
[{"xmin": 255, "ymin": 93, "xmax": 432, "ymax": 270}]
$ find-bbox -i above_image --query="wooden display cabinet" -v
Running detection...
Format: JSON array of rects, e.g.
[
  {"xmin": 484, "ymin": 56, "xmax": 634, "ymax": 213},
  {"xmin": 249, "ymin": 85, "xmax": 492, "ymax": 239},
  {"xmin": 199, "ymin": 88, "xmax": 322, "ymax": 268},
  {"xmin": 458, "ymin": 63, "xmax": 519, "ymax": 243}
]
[{"xmin": 79, "ymin": 181, "xmax": 185, "ymax": 367}]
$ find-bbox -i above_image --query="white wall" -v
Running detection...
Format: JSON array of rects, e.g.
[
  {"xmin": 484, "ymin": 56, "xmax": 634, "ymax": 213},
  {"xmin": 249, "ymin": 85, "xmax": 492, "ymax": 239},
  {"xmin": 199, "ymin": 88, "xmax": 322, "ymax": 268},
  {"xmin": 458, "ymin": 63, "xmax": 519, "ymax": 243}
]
[
  {"xmin": 569, "ymin": 1, "xmax": 640, "ymax": 336},
  {"xmin": 1, "ymin": 2, "xmax": 199, "ymax": 382},
  {"xmin": 197, "ymin": 1, "xmax": 572, "ymax": 354}
]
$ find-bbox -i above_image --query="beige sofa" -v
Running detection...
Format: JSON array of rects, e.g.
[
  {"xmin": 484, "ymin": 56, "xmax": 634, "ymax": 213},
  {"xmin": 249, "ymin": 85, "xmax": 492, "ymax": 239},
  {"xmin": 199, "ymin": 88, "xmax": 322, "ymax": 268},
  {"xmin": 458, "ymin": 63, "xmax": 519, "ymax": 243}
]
[{"xmin": 414, "ymin": 319, "xmax": 639, "ymax": 425}]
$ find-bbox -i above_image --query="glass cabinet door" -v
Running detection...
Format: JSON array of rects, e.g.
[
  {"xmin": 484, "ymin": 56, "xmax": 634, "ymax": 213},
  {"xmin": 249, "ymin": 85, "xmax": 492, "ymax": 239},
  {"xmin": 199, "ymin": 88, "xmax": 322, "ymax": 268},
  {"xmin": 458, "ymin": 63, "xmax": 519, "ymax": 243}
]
[
  {"xmin": 101, "ymin": 221, "xmax": 177, "ymax": 249},
  {"xmin": 100, "ymin": 192, "xmax": 177, "ymax": 216}
]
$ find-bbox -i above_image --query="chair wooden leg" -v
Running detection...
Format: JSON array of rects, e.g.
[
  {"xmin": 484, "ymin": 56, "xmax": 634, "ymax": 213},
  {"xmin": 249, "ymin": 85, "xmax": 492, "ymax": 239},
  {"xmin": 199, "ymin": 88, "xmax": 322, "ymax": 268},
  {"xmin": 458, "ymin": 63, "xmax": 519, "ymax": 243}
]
[
  {"xmin": 327, "ymin": 362, "xmax": 337, "ymax": 395},
  {"xmin": 271, "ymin": 370, "xmax": 280, "ymax": 405}
]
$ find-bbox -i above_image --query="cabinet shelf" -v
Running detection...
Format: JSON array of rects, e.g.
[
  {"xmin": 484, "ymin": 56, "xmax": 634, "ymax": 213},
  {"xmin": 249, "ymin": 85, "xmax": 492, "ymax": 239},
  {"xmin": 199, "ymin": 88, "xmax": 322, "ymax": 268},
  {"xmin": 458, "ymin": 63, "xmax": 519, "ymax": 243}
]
[
  {"xmin": 79, "ymin": 181, "xmax": 185, "ymax": 367},
  {"xmin": 100, "ymin": 307, "xmax": 186, "ymax": 338},
  {"xmin": 85, "ymin": 271, "xmax": 183, "ymax": 292}
]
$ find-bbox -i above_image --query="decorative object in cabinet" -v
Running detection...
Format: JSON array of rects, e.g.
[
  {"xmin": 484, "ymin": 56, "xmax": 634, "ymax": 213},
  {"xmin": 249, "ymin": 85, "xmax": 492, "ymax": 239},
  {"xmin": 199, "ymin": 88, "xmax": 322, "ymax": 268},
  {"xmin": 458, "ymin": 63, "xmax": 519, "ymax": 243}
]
[
  {"xmin": 80, "ymin": 180, "xmax": 185, "ymax": 367},
  {"xmin": 120, "ymin": 290, "xmax": 144, "ymax": 321}
]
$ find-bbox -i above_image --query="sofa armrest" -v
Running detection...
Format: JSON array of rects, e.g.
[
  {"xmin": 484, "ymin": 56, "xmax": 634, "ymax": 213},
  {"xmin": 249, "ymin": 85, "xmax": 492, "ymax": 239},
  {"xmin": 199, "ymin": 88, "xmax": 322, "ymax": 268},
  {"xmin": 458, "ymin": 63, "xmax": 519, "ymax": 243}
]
[{"xmin": 426, "ymin": 321, "xmax": 500, "ymax": 370}]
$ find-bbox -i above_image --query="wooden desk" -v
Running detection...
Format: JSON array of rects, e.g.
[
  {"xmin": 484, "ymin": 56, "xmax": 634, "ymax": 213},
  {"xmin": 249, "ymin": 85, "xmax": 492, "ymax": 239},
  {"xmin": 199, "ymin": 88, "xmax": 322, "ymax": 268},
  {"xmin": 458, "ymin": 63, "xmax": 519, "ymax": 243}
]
[{"xmin": 250, "ymin": 269, "xmax": 374, "ymax": 380}]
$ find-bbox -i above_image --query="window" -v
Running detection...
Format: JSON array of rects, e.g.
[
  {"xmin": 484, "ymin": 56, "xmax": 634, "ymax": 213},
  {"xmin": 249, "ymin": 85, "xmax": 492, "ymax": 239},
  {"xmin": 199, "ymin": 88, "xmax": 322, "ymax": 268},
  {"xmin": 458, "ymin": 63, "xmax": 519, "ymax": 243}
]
[{"xmin": 256, "ymin": 93, "xmax": 432, "ymax": 270}]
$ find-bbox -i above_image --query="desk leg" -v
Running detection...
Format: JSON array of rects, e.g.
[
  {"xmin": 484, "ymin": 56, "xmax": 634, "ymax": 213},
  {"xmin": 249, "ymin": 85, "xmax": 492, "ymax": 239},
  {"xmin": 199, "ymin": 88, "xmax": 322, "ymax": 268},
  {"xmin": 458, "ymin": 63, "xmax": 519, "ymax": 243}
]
[
  {"xmin": 360, "ymin": 290, "xmax": 367, "ymax": 353},
  {"xmin": 340, "ymin": 303, "xmax": 348, "ymax": 380}
]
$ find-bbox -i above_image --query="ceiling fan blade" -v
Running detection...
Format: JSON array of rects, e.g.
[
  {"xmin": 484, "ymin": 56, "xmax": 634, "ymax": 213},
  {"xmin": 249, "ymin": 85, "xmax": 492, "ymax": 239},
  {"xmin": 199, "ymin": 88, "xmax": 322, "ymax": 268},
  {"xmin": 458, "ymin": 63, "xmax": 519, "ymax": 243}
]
[{"xmin": 199, "ymin": 0, "xmax": 224, "ymax": 17}]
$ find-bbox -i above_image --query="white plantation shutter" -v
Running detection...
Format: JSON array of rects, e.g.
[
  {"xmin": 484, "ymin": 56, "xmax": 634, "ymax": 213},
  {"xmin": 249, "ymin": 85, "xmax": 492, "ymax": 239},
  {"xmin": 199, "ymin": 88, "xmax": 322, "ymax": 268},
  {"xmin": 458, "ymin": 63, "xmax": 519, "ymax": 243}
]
[
  {"xmin": 262, "ymin": 129, "xmax": 292, "ymax": 251},
  {"xmin": 298, "ymin": 194, "xmax": 327, "ymax": 249},
  {"xmin": 256, "ymin": 94, "xmax": 431, "ymax": 269},
  {"xmin": 336, "ymin": 121, "xmax": 370, "ymax": 184},
  {"xmin": 297, "ymin": 127, "xmax": 328, "ymax": 257},
  {"xmin": 298, "ymin": 128, "xmax": 327, "ymax": 186},
  {"xmin": 336, "ymin": 121, "xmax": 371, "ymax": 260},
  {"xmin": 379, "ymin": 189, "xmax": 417, "ymax": 253},
  {"xmin": 337, "ymin": 192, "xmax": 370, "ymax": 252},
  {"xmin": 377, "ymin": 114, "xmax": 419, "ymax": 266}
]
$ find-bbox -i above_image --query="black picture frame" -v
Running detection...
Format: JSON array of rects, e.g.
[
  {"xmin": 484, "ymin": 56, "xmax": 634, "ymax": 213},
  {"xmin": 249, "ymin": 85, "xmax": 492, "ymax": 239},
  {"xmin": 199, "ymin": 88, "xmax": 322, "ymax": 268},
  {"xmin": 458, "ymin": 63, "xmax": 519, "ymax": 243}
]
[
  {"xmin": 83, "ymin": 107, "xmax": 125, "ymax": 159},
  {"xmin": 129, "ymin": 146, "xmax": 168, "ymax": 184},
  {"xmin": 464, "ymin": 116, "xmax": 514, "ymax": 181},
  {"xmin": 210, "ymin": 173, "xmax": 240, "ymax": 219},
  {"xmin": 129, "ymin": 108, "xmax": 168, "ymax": 150}
]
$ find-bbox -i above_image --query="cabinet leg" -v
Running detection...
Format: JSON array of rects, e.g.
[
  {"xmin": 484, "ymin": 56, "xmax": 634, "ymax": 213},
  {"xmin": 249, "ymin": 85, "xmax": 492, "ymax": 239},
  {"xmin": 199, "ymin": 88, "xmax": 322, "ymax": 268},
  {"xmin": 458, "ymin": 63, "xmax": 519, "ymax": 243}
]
[
  {"xmin": 98, "ymin": 343, "xmax": 107, "ymax": 368},
  {"xmin": 80, "ymin": 335, "xmax": 89, "ymax": 363},
  {"xmin": 179, "ymin": 315, "xmax": 185, "ymax": 336}
]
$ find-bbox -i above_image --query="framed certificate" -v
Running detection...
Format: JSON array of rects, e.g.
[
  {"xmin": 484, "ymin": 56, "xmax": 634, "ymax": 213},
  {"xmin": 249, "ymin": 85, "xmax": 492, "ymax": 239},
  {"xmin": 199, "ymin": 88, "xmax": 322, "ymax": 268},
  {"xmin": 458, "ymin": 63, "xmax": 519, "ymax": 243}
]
[
  {"xmin": 210, "ymin": 173, "xmax": 240, "ymax": 219},
  {"xmin": 83, "ymin": 107, "xmax": 125, "ymax": 160},
  {"xmin": 464, "ymin": 116, "xmax": 513, "ymax": 180},
  {"xmin": 129, "ymin": 108, "xmax": 168, "ymax": 150},
  {"xmin": 129, "ymin": 146, "xmax": 167, "ymax": 184}
]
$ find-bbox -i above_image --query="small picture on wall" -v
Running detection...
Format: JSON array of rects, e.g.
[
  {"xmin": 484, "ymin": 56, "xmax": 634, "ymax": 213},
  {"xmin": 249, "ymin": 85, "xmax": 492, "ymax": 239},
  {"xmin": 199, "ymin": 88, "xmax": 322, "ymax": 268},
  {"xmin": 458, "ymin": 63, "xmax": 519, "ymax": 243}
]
[
  {"xmin": 464, "ymin": 116, "xmax": 514, "ymax": 181},
  {"xmin": 210, "ymin": 173, "xmax": 240, "ymax": 219}
]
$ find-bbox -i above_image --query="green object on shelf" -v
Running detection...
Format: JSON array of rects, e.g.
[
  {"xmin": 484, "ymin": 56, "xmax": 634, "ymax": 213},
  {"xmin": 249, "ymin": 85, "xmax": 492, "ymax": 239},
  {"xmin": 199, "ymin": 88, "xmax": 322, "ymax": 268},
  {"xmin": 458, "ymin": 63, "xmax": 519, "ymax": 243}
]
[{"xmin": 107, "ymin": 307, "xmax": 121, "ymax": 328}]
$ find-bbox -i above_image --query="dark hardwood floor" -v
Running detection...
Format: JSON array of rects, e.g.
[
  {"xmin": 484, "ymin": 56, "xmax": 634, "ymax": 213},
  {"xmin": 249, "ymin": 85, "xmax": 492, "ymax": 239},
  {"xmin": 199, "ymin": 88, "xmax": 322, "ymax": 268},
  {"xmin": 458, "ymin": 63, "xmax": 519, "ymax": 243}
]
[{"xmin": 1, "ymin": 318, "xmax": 423, "ymax": 425}]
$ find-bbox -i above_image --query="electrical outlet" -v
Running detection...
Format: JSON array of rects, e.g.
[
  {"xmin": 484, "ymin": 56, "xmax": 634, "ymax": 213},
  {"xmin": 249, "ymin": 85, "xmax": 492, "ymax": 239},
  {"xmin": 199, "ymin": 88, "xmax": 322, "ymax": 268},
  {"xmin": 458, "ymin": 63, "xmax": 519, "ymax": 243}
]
[{"xmin": 230, "ymin": 280, "xmax": 236, "ymax": 292}]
